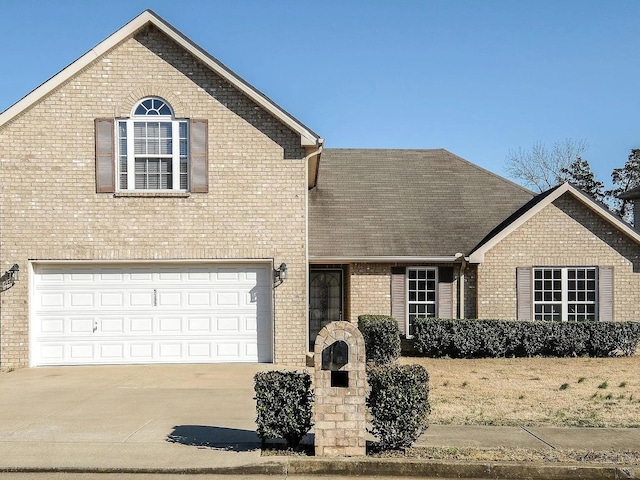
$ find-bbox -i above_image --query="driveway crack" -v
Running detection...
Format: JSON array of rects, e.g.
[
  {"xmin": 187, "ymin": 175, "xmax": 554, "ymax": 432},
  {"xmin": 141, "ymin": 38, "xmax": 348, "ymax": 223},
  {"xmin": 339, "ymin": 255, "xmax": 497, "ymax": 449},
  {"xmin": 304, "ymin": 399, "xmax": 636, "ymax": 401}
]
[{"xmin": 520, "ymin": 426, "xmax": 556, "ymax": 449}]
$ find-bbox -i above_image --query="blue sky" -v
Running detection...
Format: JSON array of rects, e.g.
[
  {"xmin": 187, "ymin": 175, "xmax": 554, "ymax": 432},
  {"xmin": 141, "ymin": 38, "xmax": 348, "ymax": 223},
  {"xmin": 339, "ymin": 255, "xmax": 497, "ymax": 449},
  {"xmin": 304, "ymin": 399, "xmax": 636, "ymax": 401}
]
[{"xmin": 1, "ymin": 0, "xmax": 637, "ymax": 189}]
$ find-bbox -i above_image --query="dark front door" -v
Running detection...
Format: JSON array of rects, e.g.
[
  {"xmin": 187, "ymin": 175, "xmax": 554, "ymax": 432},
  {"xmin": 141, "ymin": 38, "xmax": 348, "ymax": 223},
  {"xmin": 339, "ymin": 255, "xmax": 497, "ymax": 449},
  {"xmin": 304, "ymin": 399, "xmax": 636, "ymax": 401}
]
[{"xmin": 309, "ymin": 269, "xmax": 343, "ymax": 350}]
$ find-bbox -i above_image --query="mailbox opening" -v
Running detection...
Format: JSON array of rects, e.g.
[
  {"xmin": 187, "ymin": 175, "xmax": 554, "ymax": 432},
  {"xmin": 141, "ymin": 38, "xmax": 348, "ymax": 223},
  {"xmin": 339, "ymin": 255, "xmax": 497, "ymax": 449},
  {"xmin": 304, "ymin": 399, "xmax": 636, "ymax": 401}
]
[
  {"xmin": 322, "ymin": 340, "xmax": 349, "ymax": 371},
  {"xmin": 331, "ymin": 370, "xmax": 349, "ymax": 388}
]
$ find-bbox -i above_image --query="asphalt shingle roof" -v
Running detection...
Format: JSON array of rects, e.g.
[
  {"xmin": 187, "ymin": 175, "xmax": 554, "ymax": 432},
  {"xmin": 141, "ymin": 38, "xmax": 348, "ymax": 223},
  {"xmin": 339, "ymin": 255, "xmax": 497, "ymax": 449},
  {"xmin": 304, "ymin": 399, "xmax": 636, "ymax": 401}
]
[{"xmin": 309, "ymin": 148, "xmax": 535, "ymax": 258}]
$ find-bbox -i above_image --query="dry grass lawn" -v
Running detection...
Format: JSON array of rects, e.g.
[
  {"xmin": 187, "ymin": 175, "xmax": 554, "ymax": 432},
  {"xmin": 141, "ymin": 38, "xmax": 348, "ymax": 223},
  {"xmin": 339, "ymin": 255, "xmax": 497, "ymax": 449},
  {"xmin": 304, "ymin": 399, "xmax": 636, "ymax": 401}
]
[{"xmin": 400, "ymin": 356, "xmax": 640, "ymax": 428}]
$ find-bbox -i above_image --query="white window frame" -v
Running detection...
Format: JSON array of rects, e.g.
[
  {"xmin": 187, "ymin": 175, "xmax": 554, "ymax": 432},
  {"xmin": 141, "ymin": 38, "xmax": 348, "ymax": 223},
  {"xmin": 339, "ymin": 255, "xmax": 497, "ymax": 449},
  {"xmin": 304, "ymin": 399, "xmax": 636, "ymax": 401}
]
[
  {"xmin": 117, "ymin": 98, "xmax": 189, "ymax": 192},
  {"xmin": 406, "ymin": 267, "xmax": 438, "ymax": 336},
  {"xmin": 533, "ymin": 267, "xmax": 598, "ymax": 321}
]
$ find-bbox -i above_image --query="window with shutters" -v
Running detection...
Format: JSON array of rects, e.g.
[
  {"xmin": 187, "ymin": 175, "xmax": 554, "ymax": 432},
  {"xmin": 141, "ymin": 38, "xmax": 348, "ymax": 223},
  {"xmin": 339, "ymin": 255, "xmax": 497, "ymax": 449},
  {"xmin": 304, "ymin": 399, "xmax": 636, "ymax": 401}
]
[
  {"xmin": 117, "ymin": 98, "xmax": 188, "ymax": 191},
  {"xmin": 533, "ymin": 267, "xmax": 598, "ymax": 321}
]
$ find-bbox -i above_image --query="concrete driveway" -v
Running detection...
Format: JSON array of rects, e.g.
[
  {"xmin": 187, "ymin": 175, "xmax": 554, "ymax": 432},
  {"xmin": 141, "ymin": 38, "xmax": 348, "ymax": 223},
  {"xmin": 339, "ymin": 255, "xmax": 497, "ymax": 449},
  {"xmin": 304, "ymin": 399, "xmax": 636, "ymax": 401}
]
[{"xmin": 0, "ymin": 364, "xmax": 279, "ymax": 470}]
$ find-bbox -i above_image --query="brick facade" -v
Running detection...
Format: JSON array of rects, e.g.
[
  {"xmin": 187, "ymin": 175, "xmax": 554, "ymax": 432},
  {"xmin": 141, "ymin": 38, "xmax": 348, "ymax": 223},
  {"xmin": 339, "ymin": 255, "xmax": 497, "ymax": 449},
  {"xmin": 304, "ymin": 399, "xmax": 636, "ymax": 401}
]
[
  {"xmin": 0, "ymin": 26, "xmax": 308, "ymax": 369},
  {"xmin": 477, "ymin": 193, "xmax": 640, "ymax": 320},
  {"xmin": 346, "ymin": 263, "xmax": 468, "ymax": 325}
]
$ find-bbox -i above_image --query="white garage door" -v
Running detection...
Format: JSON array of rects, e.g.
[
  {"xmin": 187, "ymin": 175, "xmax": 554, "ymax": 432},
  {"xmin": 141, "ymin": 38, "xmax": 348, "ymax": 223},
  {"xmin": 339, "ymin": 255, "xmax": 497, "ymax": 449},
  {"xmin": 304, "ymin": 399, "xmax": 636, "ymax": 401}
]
[{"xmin": 31, "ymin": 263, "xmax": 273, "ymax": 366}]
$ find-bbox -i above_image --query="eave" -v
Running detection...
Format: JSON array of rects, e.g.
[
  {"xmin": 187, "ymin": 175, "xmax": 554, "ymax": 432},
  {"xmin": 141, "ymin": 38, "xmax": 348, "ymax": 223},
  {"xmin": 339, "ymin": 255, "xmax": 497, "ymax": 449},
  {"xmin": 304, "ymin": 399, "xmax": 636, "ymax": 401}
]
[{"xmin": 469, "ymin": 182, "xmax": 640, "ymax": 263}]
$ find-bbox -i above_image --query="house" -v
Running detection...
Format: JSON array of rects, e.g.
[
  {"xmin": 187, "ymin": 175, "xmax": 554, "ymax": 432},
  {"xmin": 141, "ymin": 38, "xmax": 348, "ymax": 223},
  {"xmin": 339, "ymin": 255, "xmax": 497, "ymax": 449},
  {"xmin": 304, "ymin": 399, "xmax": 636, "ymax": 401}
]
[{"xmin": 1, "ymin": 11, "xmax": 639, "ymax": 370}]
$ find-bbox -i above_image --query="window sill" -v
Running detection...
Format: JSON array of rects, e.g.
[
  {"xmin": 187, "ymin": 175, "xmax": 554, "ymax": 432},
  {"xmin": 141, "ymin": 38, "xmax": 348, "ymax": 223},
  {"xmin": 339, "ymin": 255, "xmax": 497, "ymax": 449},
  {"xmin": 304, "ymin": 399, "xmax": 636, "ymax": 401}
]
[{"xmin": 113, "ymin": 192, "xmax": 191, "ymax": 198}]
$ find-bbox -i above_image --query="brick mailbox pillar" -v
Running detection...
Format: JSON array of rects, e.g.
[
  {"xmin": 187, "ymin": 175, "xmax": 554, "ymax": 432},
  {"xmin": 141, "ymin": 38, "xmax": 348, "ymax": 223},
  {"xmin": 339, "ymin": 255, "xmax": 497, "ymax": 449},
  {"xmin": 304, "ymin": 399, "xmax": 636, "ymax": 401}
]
[{"xmin": 313, "ymin": 321, "xmax": 367, "ymax": 457}]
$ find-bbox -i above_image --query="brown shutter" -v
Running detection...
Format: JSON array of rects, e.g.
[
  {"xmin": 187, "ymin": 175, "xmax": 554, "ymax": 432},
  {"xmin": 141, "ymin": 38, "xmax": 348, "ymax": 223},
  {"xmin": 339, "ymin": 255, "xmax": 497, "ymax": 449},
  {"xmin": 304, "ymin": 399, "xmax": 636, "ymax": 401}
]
[
  {"xmin": 516, "ymin": 267, "xmax": 532, "ymax": 320},
  {"xmin": 95, "ymin": 118, "xmax": 115, "ymax": 193},
  {"xmin": 190, "ymin": 119, "xmax": 208, "ymax": 193},
  {"xmin": 599, "ymin": 266, "xmax": 614, "ymax": 321},
  {"xmin": 438, "ymin": 267, "xmax": 454, "ymax": 319},
  {"xmin": 390, "ymin": 267, "xmax": 406, "ymax": 335}
]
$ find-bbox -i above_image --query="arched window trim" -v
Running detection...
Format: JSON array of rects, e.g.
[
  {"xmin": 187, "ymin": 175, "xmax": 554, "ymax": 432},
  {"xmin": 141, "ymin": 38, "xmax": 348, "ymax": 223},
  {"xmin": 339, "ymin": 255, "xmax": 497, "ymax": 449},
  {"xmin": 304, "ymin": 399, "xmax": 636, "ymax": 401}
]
[
  {"xmin": 117, "ymin": 97, "xmax": 189, "ymax": 191},
  {"xmin": 131, "ymin": 97, "xmax": 175, "ymax": 118}
]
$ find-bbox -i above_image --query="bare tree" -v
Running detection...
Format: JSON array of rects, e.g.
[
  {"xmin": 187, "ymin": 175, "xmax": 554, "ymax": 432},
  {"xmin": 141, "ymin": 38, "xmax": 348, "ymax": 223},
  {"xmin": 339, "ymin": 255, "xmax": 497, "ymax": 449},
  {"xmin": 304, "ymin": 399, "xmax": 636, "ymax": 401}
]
[{"xmin": 505, "ymin": 139, "xmax": 588, "ymax": 192}]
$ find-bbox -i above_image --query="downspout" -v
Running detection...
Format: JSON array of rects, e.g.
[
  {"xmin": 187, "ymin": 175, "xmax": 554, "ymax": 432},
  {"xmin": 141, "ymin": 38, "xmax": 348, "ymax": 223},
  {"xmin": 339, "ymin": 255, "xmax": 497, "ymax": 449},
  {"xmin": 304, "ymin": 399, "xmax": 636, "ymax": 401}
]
[
  {"xmin": 455, "ymin": 253, "xmax": 467, "ymax": 319},
  {"xmin": 304, "ymin": 141, "xmax": 323, "ymax": 362}
]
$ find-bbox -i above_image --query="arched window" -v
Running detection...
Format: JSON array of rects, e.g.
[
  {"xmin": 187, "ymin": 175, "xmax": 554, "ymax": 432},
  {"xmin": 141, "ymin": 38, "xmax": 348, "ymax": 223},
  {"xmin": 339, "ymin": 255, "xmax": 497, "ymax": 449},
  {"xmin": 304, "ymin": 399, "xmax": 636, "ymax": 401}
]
[{"xmin": 117, "ymin": 97, "xmax": 188, "ymax": 191}]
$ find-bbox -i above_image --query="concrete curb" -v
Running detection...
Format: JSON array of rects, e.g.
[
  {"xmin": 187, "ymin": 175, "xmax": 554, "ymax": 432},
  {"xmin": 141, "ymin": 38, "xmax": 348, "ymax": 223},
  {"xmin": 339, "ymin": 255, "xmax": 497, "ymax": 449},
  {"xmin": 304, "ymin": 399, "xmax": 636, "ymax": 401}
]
[{"xmin": 0, "ymin": 457, "xmax": 637, "ymax": 479}]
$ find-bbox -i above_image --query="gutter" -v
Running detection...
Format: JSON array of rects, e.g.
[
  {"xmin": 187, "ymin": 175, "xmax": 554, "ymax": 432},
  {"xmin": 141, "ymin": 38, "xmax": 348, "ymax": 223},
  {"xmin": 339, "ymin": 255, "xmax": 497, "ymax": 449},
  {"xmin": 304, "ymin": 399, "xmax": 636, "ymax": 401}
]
[
  {"xmin": 455, "ymin": 252, "xmax": 467, "ymax": 319},
  {"xmin": 304, "ymin": 141, "xmax": 324, "ymax": 354},
  {"xmin": 309, "ymin": 256, "xmax": 465, "ymax": 264}
]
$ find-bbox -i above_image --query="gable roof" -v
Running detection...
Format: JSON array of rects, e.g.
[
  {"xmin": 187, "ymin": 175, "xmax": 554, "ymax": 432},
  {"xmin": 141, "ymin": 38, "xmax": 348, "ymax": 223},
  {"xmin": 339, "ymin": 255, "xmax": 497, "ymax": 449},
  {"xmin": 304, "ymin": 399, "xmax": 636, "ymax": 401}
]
[
  {"xmin": 0, "ymin": 10, "xmax": 322, "ymax": 150},
  {"xmin": 308, "ymin": 148, "xmax": 535, "ymax": 261},
  {"xmin": 469, "ymin": 182, "xmax": 640, "ymax": 263}
]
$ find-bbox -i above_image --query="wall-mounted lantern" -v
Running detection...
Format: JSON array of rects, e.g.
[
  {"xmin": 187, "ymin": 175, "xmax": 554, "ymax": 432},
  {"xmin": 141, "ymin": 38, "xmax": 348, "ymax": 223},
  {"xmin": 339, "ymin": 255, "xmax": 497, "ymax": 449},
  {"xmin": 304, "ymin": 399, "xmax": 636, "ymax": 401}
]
[
  {"xmin": 273, "ymin": 262, "xmax": 287, "ymax": 286},
  {"xmin": 0, "ymin": 264, "xmax": 20, "ymax": 292}
]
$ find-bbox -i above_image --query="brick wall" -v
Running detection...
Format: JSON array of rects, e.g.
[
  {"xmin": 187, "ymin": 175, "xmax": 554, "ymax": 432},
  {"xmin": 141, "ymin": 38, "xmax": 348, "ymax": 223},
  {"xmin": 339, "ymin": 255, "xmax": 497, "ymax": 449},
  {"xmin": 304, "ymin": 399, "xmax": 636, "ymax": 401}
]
[
  {"xmin": 347, "ymin": 263, "xmax": 466, "ymax": 325},
  {"xmin": 477, "ymin": 193, "xmax": 640, "ymax": 320},
  {"xmin": 0, "ymin": 26, "xmax": 308, "ymax": 369}
]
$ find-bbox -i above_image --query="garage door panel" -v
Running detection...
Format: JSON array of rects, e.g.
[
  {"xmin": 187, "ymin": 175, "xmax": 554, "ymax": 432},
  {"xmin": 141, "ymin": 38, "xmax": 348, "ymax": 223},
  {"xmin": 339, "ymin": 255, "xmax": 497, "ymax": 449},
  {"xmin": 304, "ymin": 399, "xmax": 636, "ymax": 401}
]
[
  {"xmin": 130, "ymin": 317, "xmax": 153, "ymax": 333},
  {"xmin": 69, "ymin": 344, "xmax": 94, "ymax": 361},
  {"xmin": 32, "ymin": 263, "xmax": 273, "ymax": 365},
  {"xmin": 70, "ymin": 317, "xmax": 94, "ymax": 334},
  {"xmin": 100, "ymin": 317, "xmax": 125, "ymax": 333},
  {"xmin": 130, "ymin": 343, "xmax": 154, "ymax": 359},
  {"xmin": 157, "ymin": 290, "xmax": 181, "ymax": 306},
  {"xmin": 158, "ymin": 317, "xmax": 182, "ymax": 333},
  {"xmin": 129, "ymin": 291, "xmax": 154, "ymax": 307},
  {"xmin": 100, "ymin": 344, "xmax": 124, "ymax": 360},
  {"xmin": 100, "ymin": 292, "xmax": 124, "ymax": 307},
  {"xmin": 187, "ymin": 317, "xmax": 211, "ymax": 332}
]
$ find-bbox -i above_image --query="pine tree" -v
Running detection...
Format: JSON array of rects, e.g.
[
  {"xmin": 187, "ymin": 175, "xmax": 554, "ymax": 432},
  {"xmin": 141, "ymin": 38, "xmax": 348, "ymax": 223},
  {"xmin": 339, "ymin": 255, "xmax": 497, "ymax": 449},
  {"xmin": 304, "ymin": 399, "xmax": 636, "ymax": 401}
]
[
  {"xmin": 559, "ymin": 157, "xmax": 605, "ymax": 202},
  {"xmin": 608, "ymin": 149, "xmax": 640, "ymax": 222}
]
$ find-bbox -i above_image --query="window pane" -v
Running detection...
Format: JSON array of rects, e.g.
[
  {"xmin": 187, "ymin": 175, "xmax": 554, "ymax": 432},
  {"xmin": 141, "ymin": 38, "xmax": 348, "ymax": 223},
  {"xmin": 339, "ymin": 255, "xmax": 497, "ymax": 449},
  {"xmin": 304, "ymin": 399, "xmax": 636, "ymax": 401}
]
[
  {"xmin": 159, "ymin": 122, "xmax": 172, "ymax": 137},
  {"xmin": 407, "ymin": 268, "xmax": 437, "ymax": 332},
  {"xmin": 160, "ymin": 139, "xmax": 172, "ymax": 155},
  {"xmin": 121, "ymin": 111, "xmax": 188, "ymax": 192},
  {"xmin": 534, "ymin": 267, "xmax": 597, "ymax": 322}
]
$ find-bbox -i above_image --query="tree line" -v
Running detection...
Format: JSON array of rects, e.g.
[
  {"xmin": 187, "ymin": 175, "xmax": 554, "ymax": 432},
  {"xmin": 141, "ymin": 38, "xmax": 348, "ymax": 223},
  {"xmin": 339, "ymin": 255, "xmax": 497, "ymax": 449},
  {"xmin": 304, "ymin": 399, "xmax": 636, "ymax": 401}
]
[{"xmin": 505, "ymin": 139, "xmax": 640, "ymax": 223}]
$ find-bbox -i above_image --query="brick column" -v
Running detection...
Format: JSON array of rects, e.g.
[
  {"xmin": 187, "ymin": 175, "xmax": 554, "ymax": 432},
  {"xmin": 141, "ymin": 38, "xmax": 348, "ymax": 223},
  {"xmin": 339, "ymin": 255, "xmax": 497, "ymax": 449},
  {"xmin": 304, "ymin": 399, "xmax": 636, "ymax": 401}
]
[{"xmin": 313, "ymin": 321, "xmax": 367, "ymax": 456}]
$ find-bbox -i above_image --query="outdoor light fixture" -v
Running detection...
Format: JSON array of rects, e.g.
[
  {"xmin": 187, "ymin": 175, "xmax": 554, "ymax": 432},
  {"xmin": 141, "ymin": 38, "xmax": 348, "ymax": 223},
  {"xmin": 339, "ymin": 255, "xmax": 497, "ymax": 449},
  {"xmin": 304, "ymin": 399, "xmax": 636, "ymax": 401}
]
[
  {"xmin": 274, "ymin": 262, "xmax": 288, "ymax": 286},
  {"xmin": 0, "ymin": 264, "xmax": 20, "ymax": 292}
]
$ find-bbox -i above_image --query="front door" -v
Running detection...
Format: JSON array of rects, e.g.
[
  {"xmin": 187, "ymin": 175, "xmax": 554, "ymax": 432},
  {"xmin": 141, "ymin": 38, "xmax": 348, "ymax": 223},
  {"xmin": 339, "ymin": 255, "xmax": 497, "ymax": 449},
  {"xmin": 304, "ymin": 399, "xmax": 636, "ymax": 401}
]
[{"xmin": 309, "ymin": 269, "xmax": 343, "ymax": 350}]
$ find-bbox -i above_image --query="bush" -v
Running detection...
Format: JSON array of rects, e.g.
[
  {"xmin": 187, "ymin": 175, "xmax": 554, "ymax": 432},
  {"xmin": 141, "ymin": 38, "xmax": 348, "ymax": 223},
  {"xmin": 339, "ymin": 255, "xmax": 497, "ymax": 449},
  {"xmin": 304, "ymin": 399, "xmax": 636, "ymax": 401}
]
[
  {"xmin": 412, "ymin": 317, "xmax": 455, "ymax": 356},
  {"xmin": 358, "ymin": 315, "xmax": 401, "ymax": 364},
  {"xmin": 254, "ymin": 370, "xmax": 313, "ymax": 448},
  {"xmin": 516, "ymin": 321, "xmax": 551, "ymax": 357},
  {"xmin": 366, "ymin": 363, "xmax": 430, "ymax": 451},
  {"xmin": 549, "ymin": 322, "xmax": 590, "ymax": 357},
  {"xmin": 411, "ymin": 318, "xmax": 640, "ymax": 358}
]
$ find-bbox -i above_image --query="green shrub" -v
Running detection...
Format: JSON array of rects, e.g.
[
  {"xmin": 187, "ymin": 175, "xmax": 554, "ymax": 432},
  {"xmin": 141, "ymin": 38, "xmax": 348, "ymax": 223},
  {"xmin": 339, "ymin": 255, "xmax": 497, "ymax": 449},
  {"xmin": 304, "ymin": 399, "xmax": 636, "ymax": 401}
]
[
  {"xmin": 617, "ymin": 322, "xmax": 640, "ymax": 356},
  {"xmin": 480, "ymin": 320, "xmax": 515, "ymax": 357},
  {"xmin": 358, "ymin": 315, "xmax": 401, "ymax": 364},
  {"xmin": 516, "ymin": 321, "xmax": 551, "ymax": 357},
  {"xmin": 586, "ymin": 322, "xmax": 621, "ymax": 357},
  {"xmin": 550, "ymin": 322, "xmax": 590, "ymax": 357},
  {"xmin": 412, "ymin": 317, "xmax": 453, "ymax": 356},
  {"xmin": 254, "ymin": 370, "xmax": 313, "ymax": 448},
  {"xmin": 366, "ymin": 363, "xmax": 430, "ymax": 450},
  {"xmin": 450, "ymin": 319, "xmax": 485, "ymax": 357},
  {"xmin": 410, "ymin": 318, "xmax": 640, "ymax": 358}
]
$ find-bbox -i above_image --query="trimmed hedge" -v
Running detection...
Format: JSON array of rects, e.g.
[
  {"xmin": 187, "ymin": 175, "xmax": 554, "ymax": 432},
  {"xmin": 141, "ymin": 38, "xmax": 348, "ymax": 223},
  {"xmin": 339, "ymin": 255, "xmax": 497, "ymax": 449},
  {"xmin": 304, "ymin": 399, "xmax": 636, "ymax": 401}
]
[
  {"xmin": 254, "ymin": 370, "xmax": 314, "ymax": 448},
  {"xmin": 366, "ymin": 363, "xmax": 430, "ymax": 451},
  {"xmin": 358, "ymin": 315, "xmax": 401, "ymax": 364},
  {"xmin": 412, "ymin": 318, "xmax": 640, "ymax": 358}
]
